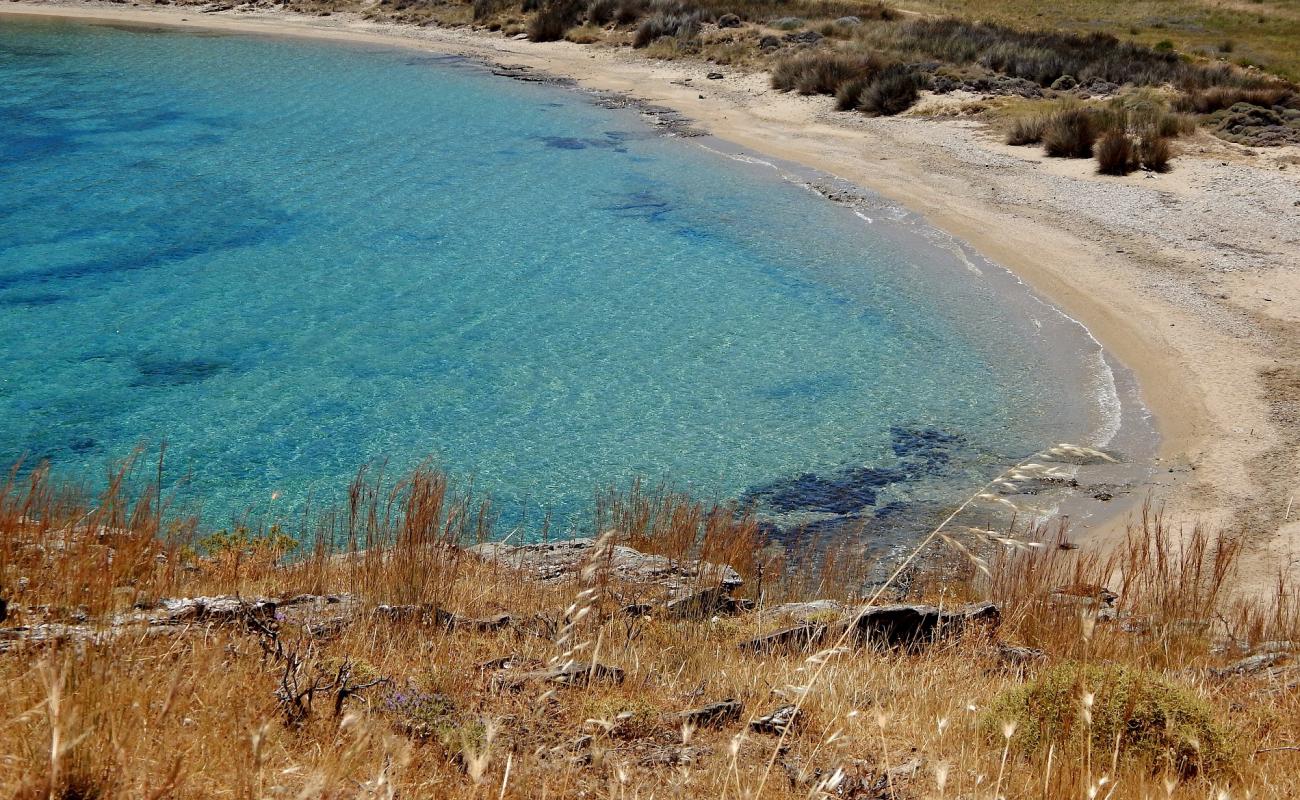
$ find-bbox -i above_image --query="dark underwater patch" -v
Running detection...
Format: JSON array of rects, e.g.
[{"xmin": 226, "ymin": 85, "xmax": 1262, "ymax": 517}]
[
  {"xmin": 743, "ymin": 426, "xmax": 968, "ymax": 521},
  {"xmin": 0, "ymin": 292, "xmax": 66, "ymax": 307},
  {"xmin": 758, "ymin": 375, "xmax": 849, "ymax": 402},
  {"xmin": 538, "ymin": 133, "xmax": 630, "ymax": 152},
  {"xmin": 132, "ymin": 356, "xmax": 234, "ymax": 387},
  {"xmin": 541, "ymin": 136, "xmax": 589, "ymax": 150},
  {"xmin": 603, "ymin": 191, "xmax": 672, "ymax": 222}
]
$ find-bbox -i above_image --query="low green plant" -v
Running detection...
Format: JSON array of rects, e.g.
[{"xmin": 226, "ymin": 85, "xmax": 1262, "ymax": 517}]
[
  {"xmin": 197, "ymin": 524, "xmax": 297, "ymax": 560},
  {"xmin": 985, "ymin": 662, "xmax": 1234, "ymax": 776},
  {"xmin": 771, "ymin": 50, "xmax": 882, "ymax": 96},
  {"xmin": 858, "ymin": 65, "xmax": 923, "ymax": 116}
]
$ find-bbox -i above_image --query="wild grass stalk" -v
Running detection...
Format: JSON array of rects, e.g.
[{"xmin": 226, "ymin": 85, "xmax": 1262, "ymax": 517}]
[{"xmin": 3, "ymin": 452, "xmax": 1298, "ymax": 797}]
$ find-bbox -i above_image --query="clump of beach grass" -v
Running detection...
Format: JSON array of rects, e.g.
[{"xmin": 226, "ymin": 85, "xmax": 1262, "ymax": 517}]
[
  {"xmin": 856, "ymin": 64, "xmax": 924, "ymax": 115},
  {"xmin": 1006, "ymin": 113, "xmax": 1048, "ymax": 145},
  {"xmin": 1139, "ymin": 134, "xmax": 1173, "ymax": 172},
  {"xmin": 633, "ymin": 5, "xmax": 701, "ymax": 48},
  {"xmin": 1096, "ymin": 129, "xmax": 1138, "ymax": 175},
  {"xmin": 771, "ymin": 50, "xmax": 881, "ymax": 96},
  {"xmin": 1042, "ymin": 106, "xmax": 1097, "ymax": 157}
]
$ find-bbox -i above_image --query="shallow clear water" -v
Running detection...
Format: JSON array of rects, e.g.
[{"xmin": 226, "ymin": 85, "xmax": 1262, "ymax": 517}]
[{"xmin": 0, "ymin": 18, "xmax": 1106, "ymax": 537}]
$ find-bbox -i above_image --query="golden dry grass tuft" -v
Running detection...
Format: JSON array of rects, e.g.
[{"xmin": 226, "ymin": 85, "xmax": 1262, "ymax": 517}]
[{"xmin": 3, "ymin": 455, "xmax": 1300, "ymax": 798}]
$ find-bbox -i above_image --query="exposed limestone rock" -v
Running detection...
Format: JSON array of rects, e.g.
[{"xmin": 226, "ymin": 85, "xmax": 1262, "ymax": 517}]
[
  {"xmin": 468, "ymin": 538, "xmax": 741, "ymax": 596},
  {"xmin": 0, "ymin": 592, "xmax": 516, "ymax": 651},
  {"xmin": 492, "ymin": 660, "xmax": 626, "ymax": 691},
  {"xmin": 676, "ymin": 698, "xmax": 742, "ymax": 728},
  {"xmin": 762, "ymin": 599, "xmax": 845, "ymax": 621},
  {"xmin": 996, "ymin": 642, "xmax": 1048, "ymax": 668},
  {"xmin": 750, "ymin": 704, "xmax": 799, "ymax": 735}
]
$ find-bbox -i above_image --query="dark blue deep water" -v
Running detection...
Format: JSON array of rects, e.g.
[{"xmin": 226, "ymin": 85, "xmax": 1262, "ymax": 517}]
[{"xmin": 0, "ymin": 17, "xmax": 1110, "ymax": 536}]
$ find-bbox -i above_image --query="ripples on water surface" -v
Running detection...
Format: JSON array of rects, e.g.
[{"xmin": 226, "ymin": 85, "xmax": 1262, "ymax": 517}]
[{"xmin": 0, "ymin": 18, "xmax": 1105, "ymax": 539}]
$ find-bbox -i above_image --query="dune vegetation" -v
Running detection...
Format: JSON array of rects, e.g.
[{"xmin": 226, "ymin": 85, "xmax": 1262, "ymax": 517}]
[
  {"xmin": 3, "ymin": 448, "xmax": 1300, "ymax": 798},
  {"xmin": 142, "ymin": 0, "xmax": 1300, "ymax": 172}
]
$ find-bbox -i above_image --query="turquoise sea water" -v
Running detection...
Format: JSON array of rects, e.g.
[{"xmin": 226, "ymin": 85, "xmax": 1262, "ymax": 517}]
[{"xmin": 0, "ymin": 17, "xmax": 1108, "ymax": 538}]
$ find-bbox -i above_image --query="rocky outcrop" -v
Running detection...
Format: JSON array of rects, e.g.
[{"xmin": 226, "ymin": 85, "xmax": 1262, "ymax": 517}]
[
  {"xmin": 469, "ymin": 538, "xmax": 741, "ymax": 595},
  {"xmin": 739, "ymin": 602, "xmax": 1001, "ymax": 654},
  {"xmin": 750, "ymin": 704, "xmax": 799, "ymax": 735},
  {"xmin": 676, "ymin": 698, "xmax": 743, "ymax": 728}
]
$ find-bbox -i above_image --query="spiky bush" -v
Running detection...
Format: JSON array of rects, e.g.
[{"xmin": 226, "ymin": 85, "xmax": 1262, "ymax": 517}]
[
  {"xmin": 858, "ymin": 66, "xmax": 923, "ymax": 116},
  {"xmin": 586, "ymin": 0, "xmax": 647, "ymax": 25},
  {"xmin": 1006, "ymin": 115, "xmax": 1047, "ymax": 145},
  {"xmin": 986, "ymin": 662, "xmax": 1234, "ymax": 776},
  {"xmin": 834, "ymin": 75, "xmax": 871, "ymax": 111},
  {"xmin": 1096, "ymin": 130, "xmax": 1138, "ymax": 175},
  {"xmin": 633, "ymin": 9, "xmax": 701, "ymax": 48},
  {"xmin": 1042, "ymin": 107, "xmax": 1096, "ymax": 158},
  {"xmin": 771, "ymin": 51, "xmax": 882, "ymax": 96},
  {"xmin": 528, "ymin": 0, "xmax": 583, "ymax": 41},
  {"xmin": 1139, "ymin": 135, "xmax": 1173, "ymax": 172}
]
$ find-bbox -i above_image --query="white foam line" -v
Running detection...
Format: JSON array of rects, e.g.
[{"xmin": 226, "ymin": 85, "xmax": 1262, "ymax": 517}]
[{"xmin": 695, "ymin": 143, "xmax": 781, "ymax": 171}]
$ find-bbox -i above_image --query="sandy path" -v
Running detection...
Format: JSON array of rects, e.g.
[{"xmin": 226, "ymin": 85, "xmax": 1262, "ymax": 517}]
[{"xmin": 4, "ymin": 1, "xmax": 1299, "ymax": 587}]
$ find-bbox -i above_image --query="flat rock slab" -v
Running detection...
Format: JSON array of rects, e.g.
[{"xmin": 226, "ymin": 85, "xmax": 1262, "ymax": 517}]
[
  {"xmin": 676, "ymin": 698, "xmax": 743, "ymax": 728},
  {"xmin": 469, "ymin": 539, "xmax": 741, "ymax": 596},
  {"xmin": 851, "ymin": 601, "xmax": 1000, "ymax": 648},
  {"xmin": 492, "ymin": 660, "xmax": 626, "ymax": 691}
]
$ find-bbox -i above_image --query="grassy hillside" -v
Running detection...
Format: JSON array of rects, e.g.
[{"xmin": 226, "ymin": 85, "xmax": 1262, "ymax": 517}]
[
  {"xmin": 894, "ymin": 0, "xmax": 1300, "ymax": 82},
  {"xmin": 3, "ymin": 456, "xmax": 1299, "ymax": 797}
]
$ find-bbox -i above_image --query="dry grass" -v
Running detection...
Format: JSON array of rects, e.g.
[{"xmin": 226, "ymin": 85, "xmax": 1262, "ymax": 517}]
[
  {"xmin": 3, "ymin": 451, "xmax": 1300, "ymax": 798},
  {"xmin": 888, "ymin": 0, "xmax": 1300, "ymax": 83}
]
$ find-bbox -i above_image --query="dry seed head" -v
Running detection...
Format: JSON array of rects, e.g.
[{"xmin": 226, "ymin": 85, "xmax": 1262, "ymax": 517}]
[
  {"xmin": 1001, "ymin": 720, "xmax": 1017, "ymax": 740},
  {"xmin": 822, "ymin": 767, "xmax": 846, "ymax": 791},
  {"xmin": 934, "ymin": 761, "xmax": 949, "ymax": 792}
]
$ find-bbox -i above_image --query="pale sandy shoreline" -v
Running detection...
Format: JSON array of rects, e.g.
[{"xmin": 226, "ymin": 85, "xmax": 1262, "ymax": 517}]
[{"xmin": 4, "ymin": 1, "xmax": 1299, "ymax": 587}]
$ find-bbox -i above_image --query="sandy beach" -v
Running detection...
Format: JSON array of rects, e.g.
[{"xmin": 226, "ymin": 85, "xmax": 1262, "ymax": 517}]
[{"xmin": 4, "ymin": 0, "xmax": 1298, "ymax": 588}]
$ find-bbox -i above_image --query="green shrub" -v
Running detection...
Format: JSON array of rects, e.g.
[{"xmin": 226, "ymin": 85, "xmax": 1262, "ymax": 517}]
[
  {"xmin": 835, "ymin": 75, "xmax": 871, "ymax": 110},
  {"xmin": 1042, "ymin": 107, "xmax": 1096, "ymax": 157},
  {"xmin": 586, "ymin": 0, "xmax": 646, "ymax": 25},
  {"xmin": 633, "ymin": 9, "xmax": 700, "ymax": 47},
  {"xmin": 1175, "ymin": 85, "xmax": 1295, "ymax": 113},
  {"xmin": 197, "ymin": 524, "xmax": 297, "ymax": 560},
  {"xmin": 529, "ymin": 0, "xmax": 582, "ymax": 41},
  {"xmin": 858, "ymin": 66, "xmax": 923, "ymax": 116},
  {"xmin": 771, "ymin": 51, "xmax": 882, "ymax": 96},
  {"xmin": 985, "ymin": 662, "xmax": 1233, "ymax": 776},
  {"xmin": 1096, "ymin": 130, "xmax": 1137, "ymax": 174}
]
